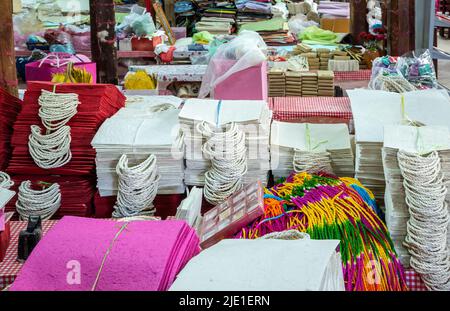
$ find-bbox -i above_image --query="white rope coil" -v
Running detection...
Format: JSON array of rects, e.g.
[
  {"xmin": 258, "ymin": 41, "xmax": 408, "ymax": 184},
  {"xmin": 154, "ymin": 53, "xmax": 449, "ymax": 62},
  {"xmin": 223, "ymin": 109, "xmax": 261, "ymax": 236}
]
[
  {"xmin": 197, "ymin": 122, "xmax": 248, "ymax": 205},
  {"xmin": 15, "ymin": 180, "xmax": 61, "ymax": 221},
  {"xmin": 293, "ymin": 150, "xmax": 334, "ymax": 175},
  {"xmin": 28, "ymin": 125, "xmax": 72, "ymax": 169},
  {"xmin": 113, "ymin": 154, "xmax": 161, "ymax": 218},
  {"xmin": 29, "ymin": 90, "xmax": 79, "ymax": 169},
  {"xmin": 397, "ymin": 150, "xmax": 450, "ymax": 291},
  {"xmin": 370, "ymin": 74, "xmax": 417, "ymax": 93},
  {"xmin": 0, "ymin": 171, "xmax": 14, "ymax": 189}
]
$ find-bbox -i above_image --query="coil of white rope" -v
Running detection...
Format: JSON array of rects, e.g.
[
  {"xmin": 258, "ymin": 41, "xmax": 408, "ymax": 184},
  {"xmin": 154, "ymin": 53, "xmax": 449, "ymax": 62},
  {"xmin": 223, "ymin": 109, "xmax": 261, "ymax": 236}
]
[
  {"xmin": 0, "ymin": 171, "xmax": 14, "ymax": 189},
  {"xmin": 292, "ymin": 150, "xmax": 334, "ymax": 175},
  {"xmin": 397, "ymin": 150, "xmax": 450, "ymax": 291},
  {"xmin": 15, "ymin": 180, "xmax": 61, "ymax": 221},
  {"xmin": 28, "ymin": 125, "xmax": 72, "ymax": 169},
  {"xmin": 197, "ymin": 122, "xmax": 248, "ymax": 205},
  {"xmin": 113, "ymin": 154, "xmax": 161, "ymax": 218},
  {"xmin": 370, "ymin": 74, "xmax": 417, "ymax": 93},
  {"xmin": 38, "ymin": 90, "xmax": 80, "ymax": 131}
]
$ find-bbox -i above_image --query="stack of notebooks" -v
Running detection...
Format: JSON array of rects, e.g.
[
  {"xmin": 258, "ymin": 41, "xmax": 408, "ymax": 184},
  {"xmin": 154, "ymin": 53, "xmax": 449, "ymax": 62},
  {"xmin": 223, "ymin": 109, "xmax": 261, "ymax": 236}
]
[
  {"xmin": 239, "ymin": 17, "xmax": 295, "ymax": 46},
  {"xmin": 5, "ymin": 82, "xmax": 125, "ymax": 219},
  {"xmin": 10, "ymin": 217, "xmax": 200, "ymax": 291},
  {"xmin": 349, "ymin": 89, "xmax": 450, "ymax": 206},
  {"xmin": 382, "ymin": 125, "xmax": 450, "ymax": 267},
  {"xmin": 285, "ymin": 71, "xmax": 302, "ymax": 96},
  {"xmin": 318, "ymin": 48, "xmax": 331, "ymax": 70},
  {"xmin": 0, "ymin": 88, "xmax": 22, "ymax": 170},
  {"xmin": 268, "ymin": 68, "xmax": 286, "ymax": 97},
  {"xmin": 179, "ymin": 99, "xmax": 271, "ymax": 186},
  {"xmin": 236, "ymin": 0, "xmax": 273, "ymax": 23},
  {"xmin": 270, "ymin": 121, "xmax": 354, "ymax": 180},
  {"xmin": 301, "ymin": 72, "xmax": 318, "ymax": 97},
  {"xmin": 318, "ymin": 70, "xmax": 335, "ymax": 97},
  {"xmin": 91, "ymin": 96, "xmax": 185, "ymax": 196}
]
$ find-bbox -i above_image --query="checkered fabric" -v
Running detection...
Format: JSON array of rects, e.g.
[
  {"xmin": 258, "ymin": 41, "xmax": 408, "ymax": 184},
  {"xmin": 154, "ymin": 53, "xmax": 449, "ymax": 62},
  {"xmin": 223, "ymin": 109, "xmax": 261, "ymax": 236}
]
[
  {"xmin": 270, "ymin": 97, "xmax": 353, "ymax": 122},
  {"xmin": 334, "ymin": 70, "xmax": 371, "ymax": 81},
  {"xmin": 405, "ymin": 268, "xmax": 428, "ymax": 291},
  {"xmin": 0, "ymin": 220, "xmax": 57, "ymax": 290}
]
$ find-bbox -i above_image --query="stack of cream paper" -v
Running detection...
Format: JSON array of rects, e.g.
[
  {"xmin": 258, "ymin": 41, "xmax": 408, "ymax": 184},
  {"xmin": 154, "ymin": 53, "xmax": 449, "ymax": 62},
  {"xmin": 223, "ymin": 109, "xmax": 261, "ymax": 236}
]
[
  {"xmin": 170, "ymin": 238, "xmax": 344, "ymax": 291},
  {"xmin": 349, "ymin": 89, "xmax": 450, "ymax": 206},
  {"xmin": 270, "ymin": 122, "xmax": 354, "ymax": 179},
  {"xmin": 382, "ymin": 125, "xmax": 450, "ymax": 266},
  {"xmin": 179, "ymin": 99, "xmax": 271, "ymax": 186},
  {"xmin": 91, "ymin": 96, "xmax": 185, "ymax": 197}
]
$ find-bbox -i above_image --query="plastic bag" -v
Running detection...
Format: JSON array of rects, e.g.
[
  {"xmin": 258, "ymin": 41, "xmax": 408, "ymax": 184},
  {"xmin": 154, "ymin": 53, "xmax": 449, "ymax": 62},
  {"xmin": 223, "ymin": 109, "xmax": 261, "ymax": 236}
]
[
  {"xmin": 288, "ymin": 14, "xmax": 319, "ymax": 36},
  {"xmin": 116, "ymin": 5, "xmax": 156, "ymax": 37},
  {"xmin": 397, "ymin": 49, "xmax": 438, "ymax": 89},
  {"xmin": 198, "ymin": 30, "xmax": 267, "ymax": 98}
]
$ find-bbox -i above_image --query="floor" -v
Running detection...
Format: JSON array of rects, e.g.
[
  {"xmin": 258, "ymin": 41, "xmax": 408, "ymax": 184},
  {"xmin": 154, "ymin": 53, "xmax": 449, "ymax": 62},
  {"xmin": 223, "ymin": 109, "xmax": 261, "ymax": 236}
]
[{"xmin": 438, "ymin": 36, "xmax": 450, "ymax": 88}]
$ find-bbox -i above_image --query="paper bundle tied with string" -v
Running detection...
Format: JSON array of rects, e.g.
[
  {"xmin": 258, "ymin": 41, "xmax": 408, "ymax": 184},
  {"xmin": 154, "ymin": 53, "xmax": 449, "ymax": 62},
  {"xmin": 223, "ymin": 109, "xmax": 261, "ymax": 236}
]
[
  {"xmin": 271, "ymin": 122, "xmax": 354, "ymax": 180},
  {"xmin": 382, "ymin": 125, "xmax": 450, "ymax": 276},
  {"xmin": 170, "ymin": 238, "xmax": 344, "ymax": 291},
  {"xmin": 349, "ymin": 88, "xmax": 450, "ymax": 207}
]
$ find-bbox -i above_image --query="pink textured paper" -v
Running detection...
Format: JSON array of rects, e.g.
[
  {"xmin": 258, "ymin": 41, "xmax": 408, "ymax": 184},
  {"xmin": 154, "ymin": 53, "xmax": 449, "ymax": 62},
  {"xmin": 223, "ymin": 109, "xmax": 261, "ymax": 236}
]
[{"xmin": 10, "ymin": 216, "xmax": 199, "ymax": 291}]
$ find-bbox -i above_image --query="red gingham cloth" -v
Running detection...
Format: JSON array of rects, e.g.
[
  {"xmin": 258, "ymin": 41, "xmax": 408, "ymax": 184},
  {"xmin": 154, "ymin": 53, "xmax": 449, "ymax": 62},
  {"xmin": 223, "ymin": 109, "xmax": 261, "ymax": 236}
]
[
  {"xmin": 270, "ymin": 97, "xmax": 353, "ymax": 122},
  {"xmin": 404, "ymin": 268, "xmax": 428, "ymax": 291},
  {"xmin": 0, "ymin": 220, "xmax": 57, "ymax": 290},
  {"xmin": 334, "ymin": 70, "xmax": 371, "ymax": 81}
]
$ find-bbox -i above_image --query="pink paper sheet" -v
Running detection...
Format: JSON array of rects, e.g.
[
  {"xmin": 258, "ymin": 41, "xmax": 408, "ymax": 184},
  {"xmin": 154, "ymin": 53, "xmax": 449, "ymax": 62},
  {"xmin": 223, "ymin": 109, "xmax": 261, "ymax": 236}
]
[{"xmin": 10, "ymin": 216, "xmax": 199, "ymax": 291}]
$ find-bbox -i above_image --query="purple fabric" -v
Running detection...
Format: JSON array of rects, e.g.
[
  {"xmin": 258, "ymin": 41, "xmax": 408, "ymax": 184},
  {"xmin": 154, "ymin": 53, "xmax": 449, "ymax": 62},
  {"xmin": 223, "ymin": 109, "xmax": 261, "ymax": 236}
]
[
  {"xmin": 10, "ymin": 216, "xmax": 200, "ymax": 291},
  {"xmin": 318, "ymin": 1, "xmax": 350, "ymax": 18}
]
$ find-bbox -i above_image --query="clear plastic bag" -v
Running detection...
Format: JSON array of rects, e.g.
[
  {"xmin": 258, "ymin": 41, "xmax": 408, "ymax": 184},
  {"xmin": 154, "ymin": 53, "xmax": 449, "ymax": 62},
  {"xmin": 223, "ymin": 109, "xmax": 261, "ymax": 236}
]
[
  {"xmin": 198, "ymin": 30, "xmax": 267, "ymax": 98},
  {"xmin": 116, "ymin": 4, "xmax": 156, "ymax": 37},
  {"xmin": 397, "ymin": 49, "xmax": 438, "ymax": 89},
  {"xmin": 288, "ymin": 14, "xmax": 319, "ymax": 36}
]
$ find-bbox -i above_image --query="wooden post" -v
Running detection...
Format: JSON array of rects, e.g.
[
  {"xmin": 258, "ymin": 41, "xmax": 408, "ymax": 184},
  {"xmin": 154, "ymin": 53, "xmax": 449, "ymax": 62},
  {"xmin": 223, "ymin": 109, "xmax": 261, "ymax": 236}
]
[
  {"xmin": 351, "ymin": 0, "xmax": 368, "ymax": 44},
  {"xmin": 0, "ymin": 0, "xmax": 18, "ymax": 97},
  {"xmin": 90, "ymin": 0, "xmax": 118, "ymax": 84},
  {"xmin": 386, "ymin": 0, "xmax": 415, "ymax": 56}
]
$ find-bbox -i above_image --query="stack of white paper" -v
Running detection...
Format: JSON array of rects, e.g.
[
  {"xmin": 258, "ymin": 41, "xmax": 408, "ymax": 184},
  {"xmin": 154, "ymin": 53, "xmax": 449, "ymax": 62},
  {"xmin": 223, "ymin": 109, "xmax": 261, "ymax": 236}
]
[
  {"xmin": 170, "ymin": 238, "xmax": 345, "ymax": 291},
  {"xmin": 349, "ymin": 89, "xmax": 450, "ymax": 206},
  {"xmin": 91, "ymin": 96, "xmax": 185, "ymax": 197},
  {"xmin": 270, "ymin": 122, "xmax": 354, "ymax": 179},
  {"xmin": 382, "ymin": 125, "xmax": 450, "ymax": 266},
  {"xmin": 179, "ymin": 99, "xmax": 271, "ymax": 186}
]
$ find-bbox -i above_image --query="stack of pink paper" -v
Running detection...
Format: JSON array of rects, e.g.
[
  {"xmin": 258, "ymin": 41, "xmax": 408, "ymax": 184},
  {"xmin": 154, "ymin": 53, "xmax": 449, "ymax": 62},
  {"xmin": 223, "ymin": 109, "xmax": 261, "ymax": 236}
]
[
  {"xmin": 0, "ymin": 88, "xmax": 22, "ymax": 170},
  {"xmin": 10, "ymin": 216, "xmax": 200, "ymax": 291}
]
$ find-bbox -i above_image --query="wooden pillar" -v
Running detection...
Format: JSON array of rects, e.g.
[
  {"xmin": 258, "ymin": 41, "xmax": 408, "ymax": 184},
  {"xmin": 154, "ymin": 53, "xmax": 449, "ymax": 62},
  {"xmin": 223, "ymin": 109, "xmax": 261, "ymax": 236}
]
[
  {"xmin": 386, "ymin": 0, "xmax": 415, "ymax": 56},
  {"xmin": 0, "ymin": 0, "xmax": 18, "ymax": 97},
  {"xmin": 90, "ymin": 0, "xmax": 118, "ymax": 84},
  {"xmin": 351, "ymin": 0, "xmax": 368, "ymax": 44}
]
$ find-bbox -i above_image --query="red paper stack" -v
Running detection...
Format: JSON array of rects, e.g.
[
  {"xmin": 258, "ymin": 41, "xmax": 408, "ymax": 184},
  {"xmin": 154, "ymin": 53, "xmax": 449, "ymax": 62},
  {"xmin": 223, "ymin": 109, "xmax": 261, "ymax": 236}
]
[
  {"xmin": 6, "ymin": 82, "xmax": 125, "ymax": 219},
  {"xmin": 0, "ymin": 88, "xmax": 22, "ymax": 170}
]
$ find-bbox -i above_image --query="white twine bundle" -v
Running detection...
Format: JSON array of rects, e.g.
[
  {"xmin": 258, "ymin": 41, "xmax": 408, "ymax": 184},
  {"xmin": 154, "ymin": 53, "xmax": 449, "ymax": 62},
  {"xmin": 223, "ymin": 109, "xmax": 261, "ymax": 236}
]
[
  {"xmin": 0, "ymin": 171, "xmax": 14, "ymax": 189},
  {"xmin": 15, "ymin": 180, "xmax": 61, "ymax": 221},
  {"xmin": 371, "ymin": 74, "xmax": 416, "ymax": 93},
  {"xmin": 28, "ymin": 125, "xmax": 72, "ymax": 169},
  {"xmin": 397, "ymin": 150, "xmax": 450, "ymax": 291},
  {"xmin": 293, "ymin": 150, "xmax": 334, "ymax": 175},
  {"xmin": 198, "ymin": 122, "xmax": 248, "ymax": 205},
  {"xmin": 29, "ymin": 90, "xmax": 79, "ymax": 169},
  {"xmin": 113, "ymin": 154, "xmax": 161, "ymax": 218}
]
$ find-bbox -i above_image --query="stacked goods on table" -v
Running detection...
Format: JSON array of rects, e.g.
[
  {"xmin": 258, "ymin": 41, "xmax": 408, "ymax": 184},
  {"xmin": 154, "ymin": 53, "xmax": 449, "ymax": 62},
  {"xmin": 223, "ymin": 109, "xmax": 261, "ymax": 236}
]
[
  {"xmin": 236, "ymin": 0, "xmax": 273, "ymax": 24},
  {"xmin": 328, "ymin": 50, "xmax": 360, "ymax": 71},
  {"xmin": 239, "ymin": 17, "xmax": 295, "ymax": 46},
  {"xmin": 5, "ymin": 82, "xmax": 125, "ymax": 219},
  {"xmin": 179, "ymin": 99, "xmax": 271, "ymax": 202},
  {"xmin": 318, "ymin": 1, "xmax": 350, "ymax": 19},
  {"xmin": 285, "ymin": 71, "xmax": 302, "ymax": 96},
  {"xmin": 235, "ymin": 172, "xmax": 407, "ymax": 291},
  {"xmin": 318, "ymin": 48, "xmax": 331, "ymax": 70},
  {"xmin": 349, "ymin": 89, "xmax": 450, "ymax": 208},
  {"xmin": 268, "ymin": 68, "xmax": 286, "ymax": 97},
  {"xmin": 292, "ymin": 44, "xmax": 319, "ymax": 70},
  {"xmin": 0, "ymin": 88, "xmax": 22, "ymax": 170},
  {"xmin": 270, "ymin": 122, "xmax": 354, "ymax": 180},
  {"xmin": 195, "ymin": 2, "xmax": 237, "ymax": 35},
  {"xmin": 317, "ymin": 70, "xmax": 335, "ymax": 97},
  {"xmin": 382, "ymin": 125, "xmax": 450, "ymax": 270},
  {"xmin": 301, "ymin": 72, "xmax": 318, "ymax": 97},
  {"xmin": 9, "ymin": 216, "xmax": 200, "ymax": 291}
]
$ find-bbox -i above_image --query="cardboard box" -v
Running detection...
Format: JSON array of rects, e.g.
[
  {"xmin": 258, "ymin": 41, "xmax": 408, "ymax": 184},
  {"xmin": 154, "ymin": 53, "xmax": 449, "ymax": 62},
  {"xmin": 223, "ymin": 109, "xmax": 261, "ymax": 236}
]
[{"xmin": 320, "ymin": 18, "xmax": 350, "ymax": 33}]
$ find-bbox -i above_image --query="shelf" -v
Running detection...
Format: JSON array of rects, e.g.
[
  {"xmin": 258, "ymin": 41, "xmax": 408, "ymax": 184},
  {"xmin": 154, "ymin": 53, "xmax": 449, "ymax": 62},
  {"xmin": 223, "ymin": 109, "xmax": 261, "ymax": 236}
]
[
  {"xmin": 14, "ymin": 50, "xmax": 155, "ymax": 59},
  {"xmin": 435, "ymin": 15, "xmax": 450, "ymax": 28}
]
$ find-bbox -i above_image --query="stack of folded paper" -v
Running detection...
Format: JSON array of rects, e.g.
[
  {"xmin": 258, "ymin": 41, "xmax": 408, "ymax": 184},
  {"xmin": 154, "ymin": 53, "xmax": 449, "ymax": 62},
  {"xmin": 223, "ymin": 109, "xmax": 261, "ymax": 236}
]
[
  {"xmin": 0, "ymin": 88, "xmax": 22, "ymax": 170},
  {"xmin": 179, "ymin": 99, "xmax": 271, "ymax": 186},
  {"xmin": 328, "ymin": 51, "xmax": 359, "ymax": 71},
  {"xmin": 285, "ymin": 71, "xmax": 302, "ymax": 96},
  {"xmin": 270, "ymin": 122, "xmax": 354, "ymax": 179},
  {"xmin": 317, "ymin": 70, "xmax": 335, "ymax": 97},
  {"xmin": 318, "ymin": 1, "xmax": 350, "ymax": 18},
  {"xmin": 170, "ymin": 238, "xmax": 344, "ymax": 291},
  {"xmin": 10, "ymin": 216, "xmax": 200, "ymax": 291},
  {"xmin": 268, "ymin": 68, "xmax": 286, "ymax": 97},
  {"xmin": 91, "ymin": 96, "xmax": 185, "ymax": 196},
  {"xmin": 349, "ymin": 89, "xmax": 450, "ymax": 206},
  {"xmin": 382, "ymin": 125, "xmax": 450, "ymax": 267},
  {"xmin": 0, "ymin": 174, "xmax": 15, "ymax": 232},
  {"xmin": 318, "ymin": 48, "xmax": 331, "ymax": 70},
  {"xmin": 301, "ymin": 72, "xmax": 318, "ymax": 97},
  {"xmin": 239, "ymin": 17, "xmax": 295, "ymax": 46},
  {"xmin": 236, "ymin": 0, "xmax": 273, "ymax": 24}
]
